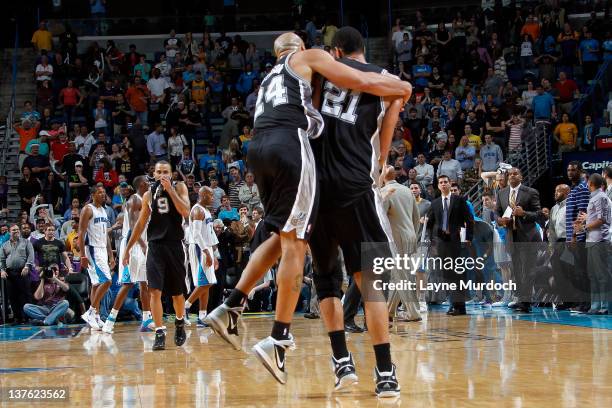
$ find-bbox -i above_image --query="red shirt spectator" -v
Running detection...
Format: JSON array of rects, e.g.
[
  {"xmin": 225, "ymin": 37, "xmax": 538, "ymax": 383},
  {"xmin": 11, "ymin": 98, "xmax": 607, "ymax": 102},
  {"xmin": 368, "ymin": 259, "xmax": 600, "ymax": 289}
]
[
  {"xmin": 59, "ymin": 80, "xmax": 82, "ymax": 107},
  {"xmin": 95, "ymin": 164, "xmax": 119, "ymax": 190},
  {"xmin": 553, "ymin": 72, "xmax": 578, "ymax": 103},
  {"xmin": 50, "ymin": 133, "xmax": 70, "ymax": 164}
]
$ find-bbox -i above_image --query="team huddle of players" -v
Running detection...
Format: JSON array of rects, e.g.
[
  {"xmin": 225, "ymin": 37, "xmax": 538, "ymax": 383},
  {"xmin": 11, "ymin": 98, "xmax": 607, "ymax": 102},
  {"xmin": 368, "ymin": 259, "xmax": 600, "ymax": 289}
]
[{"xmin": 77, "ymin": 27, "xmax": 412, "ymax": 399}]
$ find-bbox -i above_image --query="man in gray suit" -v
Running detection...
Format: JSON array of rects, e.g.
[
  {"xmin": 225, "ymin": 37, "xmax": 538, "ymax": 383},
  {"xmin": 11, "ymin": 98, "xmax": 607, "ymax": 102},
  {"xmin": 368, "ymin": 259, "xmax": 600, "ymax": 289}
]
[
  {"xmin": 381, "ymin": 166, "xmax": 421, "ymax": 321},
  {"xmin": 496, "ymin": 167, "xmax": 542, "ymax": 313}
]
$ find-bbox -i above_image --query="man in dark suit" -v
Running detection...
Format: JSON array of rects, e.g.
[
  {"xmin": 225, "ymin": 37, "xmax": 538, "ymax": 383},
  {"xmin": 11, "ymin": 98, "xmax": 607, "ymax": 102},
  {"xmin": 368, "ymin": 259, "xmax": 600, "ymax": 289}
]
[
  {"xmin": 427, "ymin": 175, "xmax": 474, "ymax": 315},
  {"xmin": 496, "ymin": 167, "xmax": 542, "ymax": 313}
]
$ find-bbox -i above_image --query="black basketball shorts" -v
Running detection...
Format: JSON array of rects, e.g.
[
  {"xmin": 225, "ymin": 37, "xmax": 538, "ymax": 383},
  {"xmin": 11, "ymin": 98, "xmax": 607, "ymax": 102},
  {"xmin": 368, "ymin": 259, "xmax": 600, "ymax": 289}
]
[
  {"xmin": 309, "ymin": 189, "xmax": 393, "ymax": 300},
  {"xmin": 248, "ymin": 127, "xmax": 318, "ymax": 240},
  {"xmin": 146, "ymin": 241, "xmax": 187, "ymax": 296}
]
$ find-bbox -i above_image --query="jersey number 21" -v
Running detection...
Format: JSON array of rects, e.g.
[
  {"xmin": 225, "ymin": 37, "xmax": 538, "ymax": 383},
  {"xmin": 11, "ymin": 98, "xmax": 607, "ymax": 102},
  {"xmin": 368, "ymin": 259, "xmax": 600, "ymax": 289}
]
[{"xmin": 321, "ymin": 82, "xmax": 361, "ymax": 124}]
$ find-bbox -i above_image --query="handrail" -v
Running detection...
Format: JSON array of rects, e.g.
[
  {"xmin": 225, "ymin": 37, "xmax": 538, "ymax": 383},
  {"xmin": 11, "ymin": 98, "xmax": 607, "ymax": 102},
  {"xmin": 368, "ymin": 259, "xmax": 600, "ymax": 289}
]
[
  {"xmin": 1, "ymin": 23, "xmax": 19, "ymax": 178},
  {"xmin": 570, "ymin": 60, "xmax": 610, "ymax": 119},
  {"xmin": 465, "ymin": 122, "xmax": 550, "ymax": 215}
]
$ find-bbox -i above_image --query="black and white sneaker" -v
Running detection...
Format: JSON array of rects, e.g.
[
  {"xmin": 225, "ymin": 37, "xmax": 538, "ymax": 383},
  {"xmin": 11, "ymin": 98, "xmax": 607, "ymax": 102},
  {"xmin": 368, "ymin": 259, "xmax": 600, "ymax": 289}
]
[
  {"xmin": 174, "ymin": 318, "xmax": 187, "ymax": 346},
  {"xmin": 374, "ymin": 364, "xmax": 400, "ymax": 398},
  {"xmin": 203, "ymin": 303, "xmax": 243, "ymax": 350},
  {"xmin": 332, "ymin": 352, "xmax": 358, "ymax": 391},
  {"xmin": 252, "ymin": 335, "xmax": 295, "ymax": 385},
  {"xmin": 153, "ymin": 329, "xmax": 166, "ymax": 351}
]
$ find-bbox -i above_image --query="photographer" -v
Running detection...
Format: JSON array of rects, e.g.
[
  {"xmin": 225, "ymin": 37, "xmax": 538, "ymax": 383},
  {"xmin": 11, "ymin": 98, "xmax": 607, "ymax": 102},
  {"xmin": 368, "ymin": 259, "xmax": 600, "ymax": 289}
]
[
  {"xmin": 23, "ymin": 264, "xmax": 72, "ymax": 325},
  {"xmin": 0, "ymin": 224, "xmax": 35, "ymax": 324}
]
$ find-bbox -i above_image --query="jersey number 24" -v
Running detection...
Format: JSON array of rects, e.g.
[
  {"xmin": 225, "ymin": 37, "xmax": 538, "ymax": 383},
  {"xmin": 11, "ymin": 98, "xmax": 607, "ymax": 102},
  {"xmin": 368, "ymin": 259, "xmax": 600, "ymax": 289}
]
[
  {"xmin": 321, "ymin": 82, "xmax": 361, "ymax": 124},
  {"xmin": 254, "ymin": 74, "xmax": 288, "ymax": 120}
]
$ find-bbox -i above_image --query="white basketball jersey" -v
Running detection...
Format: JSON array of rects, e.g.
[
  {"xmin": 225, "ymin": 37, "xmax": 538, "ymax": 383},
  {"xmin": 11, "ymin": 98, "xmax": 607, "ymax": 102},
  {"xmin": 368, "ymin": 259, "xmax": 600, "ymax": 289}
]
[
  {"xmin": 86, "ymin": 204, "xmax": 109, "ymax": 248},
  {"xmin": 188, "ymin": 203, "xmax": 218, "ymax": 247},
  {"xmin": 122, "ymin": 194, "xmax": 147, "ymax": 243}
]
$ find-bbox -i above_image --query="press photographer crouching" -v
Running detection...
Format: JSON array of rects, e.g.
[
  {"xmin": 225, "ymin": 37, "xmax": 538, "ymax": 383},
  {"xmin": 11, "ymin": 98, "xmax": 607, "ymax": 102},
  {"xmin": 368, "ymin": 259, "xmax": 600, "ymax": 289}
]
[{"xmin": 23, "ymin": 264, "xmax": 74, "ymax": 325}]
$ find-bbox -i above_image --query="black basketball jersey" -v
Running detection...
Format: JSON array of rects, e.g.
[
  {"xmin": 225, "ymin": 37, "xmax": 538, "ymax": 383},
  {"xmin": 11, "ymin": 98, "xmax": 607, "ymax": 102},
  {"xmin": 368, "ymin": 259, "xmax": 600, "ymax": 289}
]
[
  {"xmin": 147, "ymin": 181, "xmax": 185, "ymax": 242},
  {"xmin": 313, "ymin": 58, "xmax": 386, "ymax": 210},
  {"xmin": 254, "ymin": 52, "xmax": 324, "ymax": 139}
]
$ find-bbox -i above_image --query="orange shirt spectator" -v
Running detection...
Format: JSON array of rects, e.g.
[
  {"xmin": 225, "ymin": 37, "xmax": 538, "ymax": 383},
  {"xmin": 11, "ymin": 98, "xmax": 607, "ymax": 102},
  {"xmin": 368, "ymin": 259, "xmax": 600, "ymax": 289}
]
[
  {"xmin": 15, "ymin": 121, "xmax": 40, "ymax": 152},
  {"xmin": 521, "ymin": 18, "xmax": 541, "ymax": 42},
  {"xmin": 125, "ymin": 82, "xmax": 150, "ymax": 113}
]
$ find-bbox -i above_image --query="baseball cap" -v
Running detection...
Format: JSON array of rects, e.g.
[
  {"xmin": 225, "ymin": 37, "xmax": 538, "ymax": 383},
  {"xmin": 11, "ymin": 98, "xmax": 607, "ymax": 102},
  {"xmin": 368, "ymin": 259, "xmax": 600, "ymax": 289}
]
[
  {"xmin": 75, "ymin": 161, "xmax": 83, "ymax": 167},
  {"xmin": 119, "ymin": 181, "xmax": 129, "ymax": 188},
  {"xmin": 229, "ymin": 162, "xmax": 240, "ymax": 170},
  {"xmin": 265, "ymin": 63, "xmax": 273, "ymax": 68}
]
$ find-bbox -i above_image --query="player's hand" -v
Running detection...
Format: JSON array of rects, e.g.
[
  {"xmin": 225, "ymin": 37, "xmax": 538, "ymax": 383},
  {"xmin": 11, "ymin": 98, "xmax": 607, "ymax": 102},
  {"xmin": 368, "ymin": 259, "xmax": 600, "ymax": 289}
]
[
  {"xmin": 21, "ymin": 267, "xmax": 29, "ymax": 277},
  {"xmin": 213, "ymin": 257, "xmax": 219, "ymax": 270},
  {"xmin": 80, "ymin": 257, "xmax": 89, "ymax": 270},
  {"xmin": 204, "ymin": 251, "xmax": 212, "ymax": 267},
  {"xmin": 109, "ymin": 256, "xmax": 116, "ymax": 270},
  {"xmin": 0, "ymin": 270, "xmax": 7, "ymax": 279},
  {"xmin": 247, "ymin": 289, "xmax": 256, "ymax": 300},
  {"xmin": 122, "ymin": 251, "xmax": 130, "ymax": 267},
  {"xmin": 160, "ymin": 175, "xmax": 172, "ymax": 192}
]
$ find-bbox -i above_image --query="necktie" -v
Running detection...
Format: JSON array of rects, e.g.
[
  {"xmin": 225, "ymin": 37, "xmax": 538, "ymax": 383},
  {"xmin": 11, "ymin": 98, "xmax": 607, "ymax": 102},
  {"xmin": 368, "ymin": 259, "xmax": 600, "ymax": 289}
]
[
  {"xmin": 442, "ymin": 197, "xmax": 449, "ymax": 233},
  {"xmin": 510, "ymin": 189, "xmax": 517, "ymax": 230}
]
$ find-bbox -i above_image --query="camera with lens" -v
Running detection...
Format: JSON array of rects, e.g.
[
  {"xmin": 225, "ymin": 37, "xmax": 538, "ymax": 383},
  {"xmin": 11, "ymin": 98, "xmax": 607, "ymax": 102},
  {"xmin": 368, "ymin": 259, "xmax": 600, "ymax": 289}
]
[{"xmin": 43, "ymin": 264, "xmax": 59, "ymax": 279}]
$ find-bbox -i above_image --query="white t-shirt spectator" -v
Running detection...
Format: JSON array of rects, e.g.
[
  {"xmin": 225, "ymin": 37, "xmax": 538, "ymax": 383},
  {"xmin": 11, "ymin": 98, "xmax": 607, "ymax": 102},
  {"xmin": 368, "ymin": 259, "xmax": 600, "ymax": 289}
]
[
  {"xmin": 35, "ymin": 64, "xmax": 53, "ymax": 82},
  {"xmin": 147, "ymin": 77, "xmax": 170, "ymax": 98},
  {"xmin": 392, "ymin": 29, "xmax": 412, "ymax": 49},
  {"xmin": 520, "ymin": 41, "xmax": 533, "ymax": 57}
]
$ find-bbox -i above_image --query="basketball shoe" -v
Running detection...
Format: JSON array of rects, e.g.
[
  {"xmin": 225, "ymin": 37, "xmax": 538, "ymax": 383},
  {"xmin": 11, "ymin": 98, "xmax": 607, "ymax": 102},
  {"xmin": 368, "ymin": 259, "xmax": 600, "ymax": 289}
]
[
  {"xmin": 203, "ymin": 304, "xmax": 243, "ymax": 350},
  {"xmin": 252, "ymin": 335, "xmax": 295, "ymax": 385}
]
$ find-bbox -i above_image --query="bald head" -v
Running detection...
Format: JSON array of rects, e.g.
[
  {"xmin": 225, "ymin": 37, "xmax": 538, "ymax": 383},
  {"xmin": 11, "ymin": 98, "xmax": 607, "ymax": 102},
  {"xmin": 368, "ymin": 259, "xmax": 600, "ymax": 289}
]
[
  {"xmin": 554, "ymin": 184, "xmax": 570, "ymax": 202},
  {"xmin": 274, "ymin": 32, "xmax": 305, "ymax": 57},
  {"xmin": 199, "ymin": 185, "xmax": 213, "ymax": 194},
  {"xmin": 384, "ymin": 165, "xmax": 396, "ymax": 182}
]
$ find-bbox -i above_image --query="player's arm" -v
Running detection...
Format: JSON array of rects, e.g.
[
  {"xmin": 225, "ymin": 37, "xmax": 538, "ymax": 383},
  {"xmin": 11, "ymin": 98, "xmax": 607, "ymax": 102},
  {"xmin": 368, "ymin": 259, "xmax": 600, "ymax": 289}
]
[
  {"xmin": 311, "ymin": 73, "xmax": 324, "ymax": 110},
  {"xmin": 163, "ymin": 180, "xmax": 191, "ymax": 218},
  {"xmin": 77, "ymin": 205, "xmax": 93, "ymax": 270},
  {"xmin": 191, "ymin": 207, "xmax": 213, "ymax": 267},
  {"xmin": 124, "ymin": 192, "xmax": 151, "ymax": 263},
  {"xmin": 301, "ymin": 49, "xmax": 412, "ymax": 99},
  {"xmin": 129, "ymin": 197, "xmax": 146, "ymax": 252},
  {"xmin": 379, "ymin": 96, "xmax": 404, "ymax": 168},
  {"xmin": 107, "ymin": 233, "xmax": 116, "ymax": 271}
]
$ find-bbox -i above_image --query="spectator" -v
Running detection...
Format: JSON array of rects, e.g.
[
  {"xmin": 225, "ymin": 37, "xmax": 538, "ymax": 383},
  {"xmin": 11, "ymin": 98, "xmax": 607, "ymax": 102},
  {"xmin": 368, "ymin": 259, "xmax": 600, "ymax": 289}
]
[
  {"xmin": 464, "ymin": 124, "xmax": 482, "ymax": 151},
  {"xmin": 177, "ymin": 146, "xmax": 196, "ymax": 181},
  {"xmin": 95, "ymin": 159, "xmax": 119, "ymax": 195},
  {"xmin": 58, "ymin": 80, "xmax": 84, "ymax": 126},
  {"xmin": 581, "ymin": 115, "xmax": 596, "ymax": 151},
  {"xmin": 455, "ymin": 136, "xmax": 476, "ymax": 170},
  {"xmin": 190, "ymin": 71, "xmax": 209, "ymax": 113},
  {"xmin": 60, "ymin": 209, "xmax": 79, "ymax": 241},
  {"xmin": 414, "ymin": 153, "xmax": 434, "ymax": 188},
  {"xmin": 167, "ymin": 127, "xmax": 188, "ymax": 169},
  {"xmin": 217, "ymin": 195, "xmax": 238, "ymax": 221},
  {"xmin": 41, "ymin": 172, "xmax": 63, "ymax": 212},
  {"xmin": 146, "ymin": 123, "xmax": 167, "ymax": 163},
  {"xmin": 436, "ymin": 150, "xmax": 462, "ymax": 182},
  {"xmin": 0, "ymin": 224, "xmax": 35, "ymax": 324},
  {"xmin": 396, "ymin": 33, "xmax": 412, "ymax": 66},
  {"xmin": 74, "ymin": 126, "xmax": 96, "ymax": 158},
  {"xmin": 532, "ymin": 83, "xmax": 556, "ymax": 122},
  {"xmin": 505, "ymin": 112, "xmax": 525, "ymax": 153},
  {"xmin": 480, "ymin": 134, "xmax": 503, "ymax": 172},
  {"xmin": 23, "ymin": 264, "xmax": 72, "ymax": 326},
  {"xmin": 164, "ymin": 29, "xmax": 182, "ymax": 65},
  {"xmin": 125, "ymin": 77, "xmax": 150, "ymax": 127},
  {"xmin": 579, "ymin": 31, "xmax": 600, "ymax": 81},
  {"xmin": 23, "ymin": 144, "xmax": 50, "ymax": 183},
  {"xmin": 574, "ymin": 173, "xmax": 610, "ymax": 314},
  {"xmin": 33, "ymin": 224, "xmax": 72, "ymax": 274},
  {"xmin": 238, "ymin": 172, "xmax": 260, "ymax": 211},
  {"xmin": 521, "ymin": 81, "xmax": 537, "ymax": 108},
  {"xmin": 68, "ymin": 161, "xmax": 90, "ymax": 204},
  {"xmin": 553, "ymin": 72, "xmax": 579, "ymax": 114},
  {"xmin": 31, "ymin": 22, "xmax": 53, "ymax": 53},
  {"xmin": 227, "ymin": 164, "xmax": 245, "ymax": 209},
  {"xmin": 520, "ymin": 14, "xmax": 540, "ymax": 43},
  {"xmin": 412, "ymin": 56, "xmax": 432, "ymax": 90},
  {"xmin": 134, "ymin": 55, "xmax": 151, "ymax": 82},
  {"xmin": 553, "ymin": 113, "xmax": 578, "ymax": 153},
  {"xmin": 17, "ymin": 166, "xmax": 41, "ymax": 210},
  {"xmin": 21, "ymin": 101, "xmax": 41, "ymax": 123},
  {"xmin": 49, "ymin": 131, "xmax": 70, "ymax": 166}
]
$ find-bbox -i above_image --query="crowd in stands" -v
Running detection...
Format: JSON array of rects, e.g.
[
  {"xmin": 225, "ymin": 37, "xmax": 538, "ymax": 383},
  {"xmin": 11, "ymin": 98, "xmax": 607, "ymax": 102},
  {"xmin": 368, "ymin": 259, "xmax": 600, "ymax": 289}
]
[{"xmin": 1, "ymin": 1, "xmax": 611, "ymax": 326}]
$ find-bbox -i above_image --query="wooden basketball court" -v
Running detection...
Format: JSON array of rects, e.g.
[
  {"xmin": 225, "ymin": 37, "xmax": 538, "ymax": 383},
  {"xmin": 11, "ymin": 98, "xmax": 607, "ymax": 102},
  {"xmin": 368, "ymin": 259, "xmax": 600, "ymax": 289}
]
[{"xmin": 1, "ymin": 308, "xmax": 611, "ymax": 407}]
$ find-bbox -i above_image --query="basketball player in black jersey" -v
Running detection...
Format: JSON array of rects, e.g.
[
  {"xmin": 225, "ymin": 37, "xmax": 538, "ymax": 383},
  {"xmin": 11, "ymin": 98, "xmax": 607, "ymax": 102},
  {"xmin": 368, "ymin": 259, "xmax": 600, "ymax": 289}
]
[
  {"xmin": 204, "ymin": 31, "xmax": 412, "ymax": 385},
  {"xmin": 123, "ymin": 161, "xmax": 191, "ymax": 350},
  {"xmin": 308, "ymin": 27, "xmax": 410, "ymax": 398}
]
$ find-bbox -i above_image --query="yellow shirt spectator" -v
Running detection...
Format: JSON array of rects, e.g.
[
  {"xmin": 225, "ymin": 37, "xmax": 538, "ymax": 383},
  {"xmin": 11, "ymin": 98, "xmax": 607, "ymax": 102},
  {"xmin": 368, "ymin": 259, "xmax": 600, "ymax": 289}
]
[
  {"xmin": 322, "ymin": 24, "xmax": 338, "ymax": 47},
  {"xmin": 554, "ymin": 122, "xmax": 578, "ymax": 145},
  {"xmin": 31, "ymin": 26, "xmax": 53, "ymax": 51},
  {"xmin": 191, "ymin": 78, "xmax": 208, "ymax": 106},
  {"xmin": 468, "ymin": 134, "xmax": 482, "ymax": 150}
]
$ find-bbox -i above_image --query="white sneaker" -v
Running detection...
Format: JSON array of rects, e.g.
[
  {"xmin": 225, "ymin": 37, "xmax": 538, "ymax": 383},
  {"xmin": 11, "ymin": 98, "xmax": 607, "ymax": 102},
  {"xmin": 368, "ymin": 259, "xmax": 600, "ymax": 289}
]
[
  {"xmin": 102, "ymin": 318, "xmax": 115, "ymax": 334},
  {"xmin": 491, "ymin": 301, "xmax": 508, "ymax": 307},
  {"xmin": 95, "ymin": 315, "xmax": 104, "ymax": 331},
  {"xmin": 419, "ymin": 301, "xmax": 428, "ymax": 313},
  {"xmin": 81, "ymin": 310, "xmax": 101, "ymax": 330},
  {"xmin": 252, "ymin": 335, "xmax": 296, "ymax": 384}
]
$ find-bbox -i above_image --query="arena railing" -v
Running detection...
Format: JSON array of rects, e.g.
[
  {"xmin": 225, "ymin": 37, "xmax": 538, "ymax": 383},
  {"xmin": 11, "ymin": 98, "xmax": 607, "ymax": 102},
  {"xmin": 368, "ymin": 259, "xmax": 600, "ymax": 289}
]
[
  {"xmin": 1, "ymin": 24, "xmax": 19, "ymax": 179},
  {"xmin": 465, "ymin": 122, "xmax": 551, "ymax": 215},
  {"xmin": 570, "ymin": 60, "xmax": 611, "ymax": 132}
]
